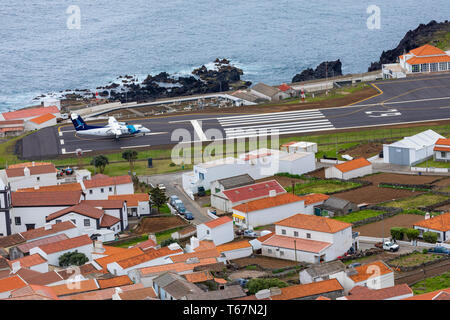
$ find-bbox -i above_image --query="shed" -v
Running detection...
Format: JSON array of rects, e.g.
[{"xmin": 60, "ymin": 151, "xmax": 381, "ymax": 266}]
[{"xmin": 315, "ymin": 197, "xmax": 358, "ymax": 217}]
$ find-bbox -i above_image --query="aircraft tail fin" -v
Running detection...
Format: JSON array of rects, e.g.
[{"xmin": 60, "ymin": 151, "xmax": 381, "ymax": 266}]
[{"xmin": 70, "ymin": 113, "xmax": 89, "ymax": 131}]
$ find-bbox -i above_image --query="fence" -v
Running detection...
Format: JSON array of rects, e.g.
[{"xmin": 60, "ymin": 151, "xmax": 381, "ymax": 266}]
[{"xmin": 411, "ymin": 167, "xmax": 449, "ymax": 173}]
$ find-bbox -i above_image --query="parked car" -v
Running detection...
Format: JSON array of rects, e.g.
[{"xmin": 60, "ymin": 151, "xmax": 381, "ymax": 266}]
[
  {"xmin": 243, "ymin": 229, "xmax": 258, "ymax": 237},
  {"xmin": 174, "ymin": 200, "xmax": 186, "ymax": 214},
  {"xmin": 185, "ymin": 212, "xmax": 194, "ymax": 220},
  {"xmin": 169, "ymin": 195, "xmax": 180, "ymax": 207},
  {"xmin": 157, "ymin": 184, "xmax": 166, "ymax": 191},
  {"xmin": 428, "ymin": 245, "xmax": 450, "ymax": 255},
  {"xmin": 348, "ymin": 262, "xmax": 362, "ymax": 268},
  {"xmin": 375, "ymin": 240, "xmax": 399, "ymax": 252},
  {"xmin": 235, "ymin": 278, "xmax": 249, "ymax": 287},
  {"xmin": 197, "ymin": 186, "xmax": 206, "ymax": 197}
]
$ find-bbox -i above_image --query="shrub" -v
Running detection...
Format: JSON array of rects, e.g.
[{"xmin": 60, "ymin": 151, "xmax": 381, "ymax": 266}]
[
  {"xmin": 246, "ymin": 278, "xmax": 288, "ymax": 295},
  {"xmin": 59, "ymin": 251, "xmax": 89, "ymax": 267},
  {"xmin": 169, "ymin": 162, "xmax": 176, "ymax": 167},
  {"xmin": 422, "ymin": 248, "xmax": 429, "ymax": 254},
  {"xmin": 161, "ymin": 238, "xmax": 178, "ymax": 247},
  {"xmin": 405, "ymin": 228, "xmax": 420, "ymax": 241},
  {"xmin": 390, "ymin": 227, "xmax": 405, "ymax": 240},
  {"xmin": 423, "ymin": 231, "xmax": 438, "ymax": 244}
]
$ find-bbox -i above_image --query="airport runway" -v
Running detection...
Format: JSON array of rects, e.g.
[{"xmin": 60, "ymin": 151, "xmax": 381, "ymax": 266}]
[{"xmin": 21, "ymin": 73, "xmax": 450, "ymax": 160}]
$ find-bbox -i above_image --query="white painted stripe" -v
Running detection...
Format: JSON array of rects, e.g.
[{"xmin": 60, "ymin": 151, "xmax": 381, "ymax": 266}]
[
  {"xmin": 190, "ymin": 120, "xmax": 208, "ymax": 141},
  {"xmin": 226, "ymin": 126, "xmax": 336, "ymax": 138},
  {"xmin": 61, "ymin": 129, "xmax": 76, "ymax": 133},
  {"xmin": 216, "ymin": 108, "xmax": 320, "ymax": 120},
  {"xmin": 224, "ymin": 119, "xmax": 332, "ymax": 131},
  {"xmin": 144, "ymin": 132, "xmax": 168, "ymax": 136},
  {"xmin": 219, "ymin": 114, "xmax": 324, "ymax": 126},
  {"xmin": 222, "ymin": 116, "xmax": 326, "ymax": 128},
  {"xmin": 63, "ymin": 149, "xmax": 93, "ymax": 154},
  {"xmin": 218, "ymin": 112, "xmax": 322, "ymax": 124},
  {"xmin": 121, "ymin": 145, "xmax": 150, "ymax": 149},
  {"xmin": 225, "ymin": 123, "xmax": 334, "ymax": 135},
  {"xmin": 59, "ymin": 131, "xmax": 63, "ymax": 137},
  {"xmin": 222, "ymin": 118, "xmax": 328, "ymax": 129},
  {"xmin": 60, "ymin": 139, "xmax": 64, "ymax": 145},
  {"xmin": 169, "ymin": 117, "xmax": 220, "ymax": 123}
]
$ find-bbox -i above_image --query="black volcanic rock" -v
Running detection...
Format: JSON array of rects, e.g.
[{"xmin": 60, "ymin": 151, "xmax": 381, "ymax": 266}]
[
  {"xmin": 368, "ymin": 20, "xmax": 450, "ymax": 71},
  {"xmin": 292, "ymin": 59, "xmax": 342, "ymax": 83}
]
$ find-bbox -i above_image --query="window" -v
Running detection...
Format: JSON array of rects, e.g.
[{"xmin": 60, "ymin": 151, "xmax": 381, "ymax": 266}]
[
  {"xmin": 430, "ymin": 63, "xmax": 438, "ymax": 72},
  {"xmin": 84, "ymin": 219, "xmax": 90, "ymax": 227},
  {"xmin": 55, "ymin": 219, "xmax": 62, "ymax": 224},
  {"xmin": 439, "ymin": 62, "xmax": 447, "ymax": 71},
  {"xmin": 71, "ymin": 219, "xmax": 76, "ymax": 225},
  {"xmin": 267, "ymin": 249, "xmax": 272, "ymax": 254},
  {"xmin": 109, "ymin": 187, "xmax": 112, "ymax": 192},
  {"xmin": 199, "ymin": 172, "xmax": 205, "ymax": 181},
  {"xmin": 294, "ymin": 231, "xmax": 299, "ymax": 237},
  {"xmin": 421, "ymin": 63, "xmax": 429, "ymax": 72},
  {"xmin": 36, "ymin": 177, "xmax": 40, "ymax": 181},
  {"xmin": 306, "ymin": 233, "xmax": 311, "ymax": 239},
  {"xmin": 280, "ymin": 251, "xmax": 284, "ymax": 256},
  {"xmin": 101, "ymin": 188, "xmax": 104, "ymax": 193},
  {"xmin": 215, "ymin": 188, "xmax": 221, "ymax": 194},
  {"xmin": 89, "ymin": 190, "xmax": 93, "ymax": 194},
  {"xmin": 14, "ymin": 217, "xmax": 21, "ymax": 225},
  {"xmin": 281, "ymin": 229, "xmax": 286, "ymax": 235},
  {"xmin": 207, "ymin": 230, "xmax": 210, "ymax": 235},
  {"xmin": 412, "ymin": 64, "xmax": 420, "ymax": 73},
  {"xmin": 441, "ymin": 152, "xmax": 446, "ymax": 158}
]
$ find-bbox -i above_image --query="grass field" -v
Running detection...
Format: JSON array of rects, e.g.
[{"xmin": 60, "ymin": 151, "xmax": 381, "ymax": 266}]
[
  {"xmin": 333, "ymin": 209, "xmax": 385, "ymax": 224},
  {"xmin": 411, "ymin": 270, "xmax": 450, "ymax": 295},
  {"xmin": 415, "ymin": 159, "xmax": 450, "ymax": 168},
  {"xmin": 285, "ymin": 179, "xmax": 361, "ymax": 195},
  {"xmin": 111, "ymin": 234, "xmax": 149, "ymax": 248},
  {"xmin": 388, "ymin": 252, "xmax": 444, "ymax": 268},
  {"xmin": 381, "ymin": 193, "xmax": 449, "ymax": 210},
  {"xmin": 155, "ymin": 226, "xmax": 184, "ymax": 244}
]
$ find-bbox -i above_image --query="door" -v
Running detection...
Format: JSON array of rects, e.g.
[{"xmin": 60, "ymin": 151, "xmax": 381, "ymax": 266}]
[
  {"xmin": 314, "ymin": 207, "xmax": 321, "ymax": 216},
  {"xmin": 389, "ymin": 146, "xmax": 410, "ymax": 165}
]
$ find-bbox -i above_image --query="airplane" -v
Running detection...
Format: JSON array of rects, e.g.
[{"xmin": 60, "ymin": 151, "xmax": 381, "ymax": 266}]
[{"xmin": 70, "ymin": 113, "xmax": 151, "ymax": 140}]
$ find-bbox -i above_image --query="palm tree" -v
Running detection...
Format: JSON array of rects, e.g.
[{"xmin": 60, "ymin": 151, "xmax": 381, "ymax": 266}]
[
  {"xmin": 122, "ymin": 150, "xmax": 138, "ymax": 172},
  {"xmin": 90, "ymin": 155, "xmax": 109, "ymax": 174}
]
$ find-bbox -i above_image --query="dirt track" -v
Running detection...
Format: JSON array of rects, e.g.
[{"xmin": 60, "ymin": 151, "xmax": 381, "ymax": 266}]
[{"xmin": 354, "ymin": 214, "xmax": 425, "ymax": 238}]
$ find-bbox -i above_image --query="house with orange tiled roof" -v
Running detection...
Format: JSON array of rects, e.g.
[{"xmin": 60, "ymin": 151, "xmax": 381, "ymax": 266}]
[
  {"xmin": 232, "ymin": 193, "xmax": 307, "ymax": 229},
  {"xmin": 325, "ymin": 158, "xmax": 372, "ymax": 180},
  {"xmin": 83, "ymin": 174, "xmax": 133, "ymax": 200},
  {"xmin": 196, "ymin": 216, "xmax": 234, "ymax": 245},
  {"xmin": 413, "ymin": 212, "xmax": 450, "ymax": 242},
  {"xmin": 338, "ymin": 283, "xmax": 413, "ymax": 300},
  {"xmin": 8, "ymin": 253, "xmax": 48, "ymax": 273},
  {"xmin": 261, "ymin": 213, "xmax": 354, "ymax": 264},
  {"xmin": 338, "ymin": 261, "xmax": 394, "ymax": 293},
  {"xmin": 108, "ymin": 193, "xmax": 150, "ymax": 217},
  {"xmin": 30, "ymin": 234, "xmax": 94, "ymax": 266},
  {"xmin": 2, "ymin": 162, "xmax": 58, "ymax": 191},
  {"xmin": 216, "ymin": 240, "xmax": 253, "ymax": 260},
  {"xmin": 403, "ymin": 287, "xmax": 450, "ymax": 300},
  {"xmin": 433, "ymin": 138, "xmax": 450, "ymax": 162},
  {"xmin": 399, "ymin": 44, "xmax": 450, "ymax": 74},
  {"xmin": 105, "ymin": 243, "xmax": 183, "ymax": 276},
  {"xmin": 0, "ymin": 275, "xmax": 28, "ymax": 299}
]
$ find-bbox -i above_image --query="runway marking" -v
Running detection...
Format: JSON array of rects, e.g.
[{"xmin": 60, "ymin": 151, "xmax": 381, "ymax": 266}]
[
  {"xmin": 61, "ymin": 148, "xmax": 66, "ymax": 154},
  {"xmin": 63, "ymin": 149, "xmax": 92, "ymax": 154},
  {"xmin": 143, "ymin": 132, "xmax": 168, "ymax": 136},
  {"xmin": 60, "ymin": 139, "xmax": 64, "ymax": 145},
  {"xmin": 59, "ymin": 131, "xmax": 63, "ymax": 137},
  {"xmin": 190, "ymin": 120, "xmax": 208, "ymax": 141},
  {"xmin": 217, "ymin": 109, "xmax": 319, "ymax": 120},
  {"xmin": 218, "ymin": 113, "xmax": 324, "ymax": 126},
  {"xmin": 223, "ymin": 119, "xmax": 332, "ymax": 131},
  {"xmin": 121, "ymin": 145, "xmax": 150, "ymax": 149}
]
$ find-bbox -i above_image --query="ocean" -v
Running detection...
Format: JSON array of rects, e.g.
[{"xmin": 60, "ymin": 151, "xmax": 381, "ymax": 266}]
[{"xmin": 0, "ymin": 0, "xmax": 449, "ymax": 111}]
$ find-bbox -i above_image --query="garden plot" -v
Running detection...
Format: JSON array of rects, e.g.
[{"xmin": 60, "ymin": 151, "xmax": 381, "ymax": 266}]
[
  {"xmin": 353, "ymin": 214, "xmax": 425, "ymax": 238},
  {"xmin": 134, "ymin": 216, "xmax": 189, "ymax": 234},
  {"xmin": 286, "ymin": 179, "xmax": 361, "ymax": 195},
  {"xmin": 334, "ymin": 185, "xmax": 421, "ymax": 205},
  {"xmin": 381, "ymin": 193, "xmax": 449, "ymax": 210},
  {"xmin": 361, "ymin": 173, "xmax": 443, "ymax": 185}
]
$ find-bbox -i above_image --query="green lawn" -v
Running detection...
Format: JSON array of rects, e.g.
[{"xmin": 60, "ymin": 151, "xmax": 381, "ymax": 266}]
[
  {"xmin": 415, "ymin": 159, "xmax": 450, "ymax": 168},
  {"xmin": 381, "ymin": 193, "xmax": 449, "ymax": 210},
  {"xmin": 155, "ymin": 226, "xmax": 184, "ymax": 244},
  {"xmin": 411, "ymin": 271, "xmax": 450, "ymax": 295},
  {"xmin": 110, "ymin": 234, "xmax": 149, "ymax": 248},
  {"xmin": 333, "ymin": 209, "xmax": 385, "ymax": 224},
  {"xmin": 388, "ymin": 252, "xmax": 444, "ymax": 268},
  {"xmin": 285, "ymin": 179, "xmax": 361, "ymax": 195}
]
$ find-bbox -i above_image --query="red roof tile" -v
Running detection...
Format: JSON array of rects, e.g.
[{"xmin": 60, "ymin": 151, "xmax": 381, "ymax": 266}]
[
  {"xmin": 435, "ymin": 138, "xmax": 450, "ymax": 146},
  {"xmin": 216, "ymin": 240, "xmax": 252, "ymax": 252},
  {"xmin": 296, "ymin": 193, "xmax": 330, "ymax": 205},
  {"xmin": 2, "ymin": 106, "xmax": 59, "ymax": 121},
  {"xmin": 46, "ymin": 204, "xmax": 104, "ymax": 221},
  {"xmin": 204, "ymin": 216, "xmax": 232, "ymax": 229},
  {"xmin": 20, "ymin": 221, "xmax": 76, "ymax": 241},
  {"xmin": 80, "ymin": 199, "xmax": 124, "ymax": 209},
  {"xmin": 17, "ymin": 234, "xmax": 69, "ymax": 254},
  {"xmin": 83, "ymin": 174, "xmax": 132, "ymax": 189},
  {"xmin": 97, "ymin": 275, "xmax": 133, "ymax": 289},
  {"xmin": 346, "ymin": 284, "xmax": 413, "ymax": 300},
  {"xmin": 118, "ymin": 286, "xmax": 157, "ymax": 300},
  {"xmin": 413, "ymin": 212, "xmax": 450, "ymax": 232},
  {"xmin": 278, "ymin": 83, "xmax": 292, "ymax": 92},
  {"xmin": 37, "ymin": 235, "xmax": 92, "ymax": 254},
  {"xmin": 169, "ymin": 249, "xmax": 220, "ymax": 263},
  {"xmin": 233, "ymin": 193, "xmax": 303, "ymax": 213},
  {"xmin": 29, "ymin": 113, "xmax": 56, "ymax": 125},
  {"xmin": 17, "ymin": 183, "xmax": 82, "ymax": 193},
  {"xmin": 6, "ymin": 164, "xmax": 57, "ymax": 178},
  {"xmin": 409, "ymin": 44, "xmax": 447, "ymax": 56},
  {"xmin": 271, "ymin": 279, "xmax": 343, "ymax": 300},
  {"xmin": 140, "ymin": 257, "xmax": 219, "ymax": 276},
  {"xmin": 262, "ymin": 234, "xmax": 331, "ymax": 253},
  {"xmin": 0, "ymin": 276, "xmax": 28, "ymax": 293},
  {"xmin": 350, "ymin": 261, "xmax": 393, "ymax": 283},
  {"xmin": 116, "ymin": 246, "xmax": 183, "ymax": 269},
  {"xmin": 108, "ymin": 194, "xmax": 149, "ymax": 207},
  {"xmin": 51, "ymin": 279, "xmax": 99, "ymax": 297},
  {"xmin": 9, "ymin": 253, "xmax": 47, "ymax": 268},
  {"xmin": 405, "ymin": 288, "xmax": 450, "ymax": 300},
  {"xmin": 94, "ymin": 247, "xmax": 144, "ymax": 270},
  {"xmin": 406, "ymin": 55, "xmax": 450, "ymax": 65},
  {"xmin": 276, "ymin": 213, "xmax": 352, "ymax": 233},
  {"xmin": 11, "ymin": 190, "xmax": 82, "ymax": 207},
  {"xmin": 130, "ymin": 239, "xmax": 157, "ymax": 250},
  {"xmin": 335, "ymin": 158, "xmax": 371, "ymax": 173},
  {"xmin": 223, "ymin": 180, "xmax": 286, "ymax": 203},
  {"xmin": 100, "ymin": 214, "xmax": 121, "ymax": 227},
  {"xmin": 184, "ymin": 271, "xmax": 213, "ymax": 283}
]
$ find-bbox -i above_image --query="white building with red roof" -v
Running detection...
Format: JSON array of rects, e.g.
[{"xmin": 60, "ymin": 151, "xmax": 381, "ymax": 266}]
[
  {"xmin": 1, "ymin": 162, "xmax": 58, "ymax": 191},
  {"xmin": 433, "ymin": 138, "xmax": 450, "ymax": 162},
  {"xmin": 196, "ymin": 216, "xmax": 234, "ymax": 246},
  {"xmin": 29, "ymin": 234, "xmax": 94, "ymax": 266},
  {"xmin": 399, "ymin": 44, "xmax": 450, "ymax": 74},
  {"xmin": 82, "ymin": 174, "xmax": 134, "ymax": 200},
  {"xmin": 325, "ymin": 158, "xmax": 372, "ymax": 180},
  {"xmin": 211, "ymin": 179, "xmax": 286, "ymax": 213},
  {"xmin": 261, "ymin": 213, "xmax": 353, "ymax": 263}
]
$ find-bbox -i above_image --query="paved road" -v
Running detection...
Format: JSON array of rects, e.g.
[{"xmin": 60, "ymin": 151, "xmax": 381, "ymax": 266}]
[
  {"xmin": 21, "ymin": 73, "xmax": 450, "ymax": 159},
  {"xmin": 138, "ymin": 172, "xmax": 213, "ymax": 225}
]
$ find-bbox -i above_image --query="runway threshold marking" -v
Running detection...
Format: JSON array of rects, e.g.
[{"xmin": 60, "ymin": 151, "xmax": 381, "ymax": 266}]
[
  {"xmin": 60, "ymin": 139, "xmax": 64, "ymax": 145},
  {"xmin": 190, "ymin": 120, "xmax": 208, "ymax": 141}
]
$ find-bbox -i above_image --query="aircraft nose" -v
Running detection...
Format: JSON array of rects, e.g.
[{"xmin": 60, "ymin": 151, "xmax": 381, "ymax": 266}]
[{"xmin": 142, "ymin": 127, "xmax": 151, "ymax": 133}]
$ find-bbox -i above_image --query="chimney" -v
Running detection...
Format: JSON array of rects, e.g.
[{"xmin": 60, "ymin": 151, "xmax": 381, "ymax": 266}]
[
  {"xmin": 11, "ymin": 261, "xmax": 21, "ymax": 273},
  {"xmin": 44, "ymin": 223, "xmax": 52, "ymax": 230},
  {"xmin": 94, "ymin": 241, "xmax": 105, "ymax": 253},
  {"xmin": 23, "ymin": 167, "xmax": 30, "ymax": 177},
  {"xmin": 269, "ymin": 287, "xmax": 282, "ymax": 296},
  {"xmin": 425, "ymin": 212, "xmax": 430, "ymax": 220},
  {"xmin": 269, "ymin": 190, "xmax": 276, "ymax": 197},
  {"xmin": 32, "ymin": 161, "xmax": 35, "ymax": 167},
  {"xmin": 190, "ymin": 236, "xmax": 200, "ymax": 250},
  {"xmin": 149, "ymin": 234, "xmax": 157, "ymax": 243}
]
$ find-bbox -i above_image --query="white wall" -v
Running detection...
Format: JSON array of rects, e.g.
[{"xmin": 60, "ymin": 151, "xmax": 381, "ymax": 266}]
[
  {"xmin": 85, "ymin": 183, "xmax": 134, "ymax": 200},
  {"xmin": 221, "ymin": 246, "xmax": 253, "ymax": 260},
  {"xmin": 49, "ymin": 212, "xmax": 98, "ymax": 234},
  {"xmin": 8, "ymin": 172, "xmax": 57, "ymax": 191},
  {"xmin": 11, "ymin": 206, "xmax": 70, "ymax": 234},
  {"xmin": 279, "ymin": 153, "xmax": 316, "ymax": 175},
  {"xmin": 30, "ymin": 243, "xmax": 93, "ymax": 266},
  {"xmin": 197, "ymin": 221, "xmax": 234, "ymax": 246}
]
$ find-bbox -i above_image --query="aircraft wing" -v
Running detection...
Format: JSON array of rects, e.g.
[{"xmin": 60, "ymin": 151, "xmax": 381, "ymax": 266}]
[
  {"xmin": 107, "ymin": 117, "xmax": 118, "ymax": 127},
  {"xmin": 111, "ymin": 128, "xmax": 122, "ymax": 137}
]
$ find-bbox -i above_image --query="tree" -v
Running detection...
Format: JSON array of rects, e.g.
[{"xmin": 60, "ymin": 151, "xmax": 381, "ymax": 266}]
[
  {"xmin": 122, "ymin": 149, "xmax": 138, "ymax": 172},
  {"xmin": 90, "ymin": 155, "xmax": 109, "ymax": 173},
  {"xmin": 390, "ymin": 227, "xmax": 405, "ymax": 241},
  {"xmin": 149, "ymin": 186, "xmax": 168, "ymax": 214},
  {"xmin": 246, "ymin": 278, "xmax": 288, "ymax": 295},
  {"xmin": 405, "ymin": 228, "xmax": 420, "ymax": 242},
  {"xmin": 423, "ymin": 231, "xmax": 438, "ymax": 244},
  {"xmin": 59, "ymin": 251, "xmax": 89, "ymax": 267}
]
